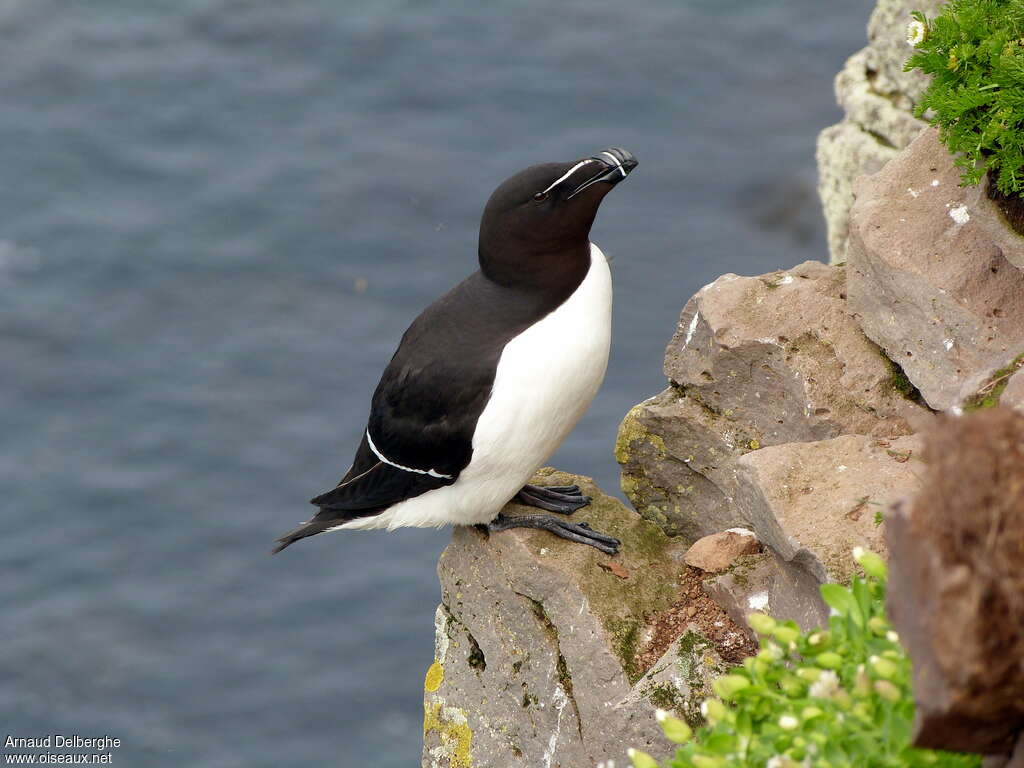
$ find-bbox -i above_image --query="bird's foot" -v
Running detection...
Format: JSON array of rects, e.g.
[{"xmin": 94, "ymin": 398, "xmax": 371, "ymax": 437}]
[
  {"xmin": 514, "ymin": 483, "xmax": 591, "ymax": 515},
  {"xmin": 487, "ymin": 512, "xmax": 620, "ymax": 555}
]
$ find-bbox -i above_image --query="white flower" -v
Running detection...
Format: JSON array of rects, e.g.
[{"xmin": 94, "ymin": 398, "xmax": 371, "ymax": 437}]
[
  {"xmin": 886, "ymin": 630, "xmax": 900, "ymax": 643},
  {"xmin": 778, "ymin": 714, "xmax": 800, "ymax": 731},
  {"xmin": 809, "ymin": 670, "xmax": 841, "ymax": 700},
  {"xmin": 907, "ymin": 19, "xmax": 926, "ymax": 46}
]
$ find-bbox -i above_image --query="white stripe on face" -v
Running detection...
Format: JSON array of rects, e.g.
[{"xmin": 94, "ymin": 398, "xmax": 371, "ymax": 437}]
[
  {"xmin": 600, "ymin": 151, "xmax": 628, "ymax": 179},
  {"xmin": 541, "ymin": 159, "xmax": 596, "ymax": 195}
]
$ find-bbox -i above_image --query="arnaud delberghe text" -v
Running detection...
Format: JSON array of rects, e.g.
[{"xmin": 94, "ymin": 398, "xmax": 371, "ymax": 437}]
[{"xmin": 5, "ymin": 736, "xmax": 121, "ymax": 750}]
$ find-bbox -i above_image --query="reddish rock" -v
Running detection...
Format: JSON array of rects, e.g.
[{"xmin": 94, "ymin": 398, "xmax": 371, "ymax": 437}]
[
  {"xmin": 736, "ymin": 434, "xmax": 921, "ymax": 583},
  {"xmin": 683, "ymin": 530, "xmax": 761, "ymax": 573},
  {"xmin": 886, "ymin": 409, "xmax": 1024, "ymax": 755},
  {"xmin": 665, "ymin": 260, "xmax": 923, "ymax": 442},
  {"xmin": 846, "ymin": 127, "xmax": 1024, "ymax": 411},
  {"xmin": 618, "ymin": 260, "xmax": 925, "ymax": 540}
]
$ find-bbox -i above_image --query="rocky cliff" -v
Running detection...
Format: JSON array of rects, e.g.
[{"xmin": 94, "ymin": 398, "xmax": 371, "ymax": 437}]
[
  {"xmin": 422, "ymin": 2, "xmax": 1024, "ymax": 765},
  {"xmin": 817, "ymin": 0, "xmax": 943, "ymax": 264}
]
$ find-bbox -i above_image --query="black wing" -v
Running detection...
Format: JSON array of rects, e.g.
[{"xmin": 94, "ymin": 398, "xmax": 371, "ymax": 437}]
[
  {"xmin": 273, "ymin": 431, "xmax": 455, "ymax": 553},
  {"xmin": 273, "ymin": 272, "xmax": 568, "ymax": 554},
  {"xmin": 310, "ymin": 431, "xmax": 454, "ymax": 513}
]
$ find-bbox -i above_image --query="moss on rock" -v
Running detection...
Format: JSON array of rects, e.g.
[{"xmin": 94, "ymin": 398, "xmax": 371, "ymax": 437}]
[
  {"xmin": 615, "ymin": 403, "xmax": 667, "ymax": 464},
  {"xmin": 517, "ymin": 468, "xmax": 687, "ymax": 684},
  {"xmin": 963, "ymin": 353, "xmax": 1024, "ymax": 412}
]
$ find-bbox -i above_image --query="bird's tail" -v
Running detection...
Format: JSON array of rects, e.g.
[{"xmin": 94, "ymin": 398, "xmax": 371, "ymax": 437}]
[{"xmin": 271, "ymin": 519, "xmax": 337, "ymax": 554}]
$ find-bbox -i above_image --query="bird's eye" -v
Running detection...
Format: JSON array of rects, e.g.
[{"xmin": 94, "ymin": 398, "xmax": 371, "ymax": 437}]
[{"xmin": 532, "ymin": 190, "xmax": 549, "ymax": 202}]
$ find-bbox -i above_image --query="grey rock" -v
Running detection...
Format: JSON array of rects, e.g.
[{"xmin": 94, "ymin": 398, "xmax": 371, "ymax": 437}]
[
  {"xmin": 862, "ymin": 0, "xmax": 939, "ymax": 109},
  {"xmin": 423, "ymin": 469, "xmax": 691, "ymax": 768},
  {"xmin": 816, "ymin": 0, "xmax": 943, "ymax": 264},
  {"xmin": 736, "ymin": 434, "xmax": 922, "ymax": 583},
  {"xmin": 620, "ymin": 627, "xmax": 730, "ymax": 730},
  {"xmin": 617, "ymin": 387, "xmax": 748, "ymax": 540},
  {"xmin": 847, "ymin": 127, "xmax": 1024, "ymax": 411},
  {"xmin": 817, "ymin": 120, "xmax": 899, "ymax": 266},
  {"xmin": 702, "ymin": 552, "xmax": 829, "ymax": 635},
  {"xmin": 835, "ymin": 52, "xmax": 925, "ymax": 148}
]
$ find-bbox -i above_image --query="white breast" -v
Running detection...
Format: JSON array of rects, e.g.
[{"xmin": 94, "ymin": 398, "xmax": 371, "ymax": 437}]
[{"xmin": 338, "ymin": 243, "xmax": 613, "ymax": 531}]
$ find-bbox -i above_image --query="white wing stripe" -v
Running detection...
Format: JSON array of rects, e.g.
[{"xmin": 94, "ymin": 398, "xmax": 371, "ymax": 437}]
[{"xmin": 365, "ymin": 429, "xmax": 454, "ymax": 480}]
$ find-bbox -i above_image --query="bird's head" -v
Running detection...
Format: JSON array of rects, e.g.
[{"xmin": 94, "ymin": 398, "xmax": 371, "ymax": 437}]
[{"xmin": 478, "ymin": 148, "xmax": 637, "ymax": 287}]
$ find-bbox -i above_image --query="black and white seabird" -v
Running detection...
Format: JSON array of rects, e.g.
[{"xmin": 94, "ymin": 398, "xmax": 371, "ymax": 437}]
[{"xmin": 274, "ymin": 148, "xmax": 638, "ymax": 556}]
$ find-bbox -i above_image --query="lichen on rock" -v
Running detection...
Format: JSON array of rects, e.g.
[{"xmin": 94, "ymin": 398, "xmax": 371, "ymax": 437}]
[
  {"xmin": 422, "ymin": 469, "xmax": 746, "ymax": 767},
  {"xmin": 816, "ymin": 0, "xmax": 944, "ymax": 264}
]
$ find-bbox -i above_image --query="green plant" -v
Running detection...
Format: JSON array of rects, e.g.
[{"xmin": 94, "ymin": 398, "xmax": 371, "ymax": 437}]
[
  {"xmin": 628, "ymin": 549, "xmax": 981, "ymax": 768},
  {"xmin": 904, "ymin": 0, "xmax": 1024, "ymax": 195}
]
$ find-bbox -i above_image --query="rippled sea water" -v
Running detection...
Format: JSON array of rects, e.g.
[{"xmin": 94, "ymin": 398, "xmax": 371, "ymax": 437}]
[{"xmin": 1, "ymin": 1, "xmax": 871, "ymax": 765}]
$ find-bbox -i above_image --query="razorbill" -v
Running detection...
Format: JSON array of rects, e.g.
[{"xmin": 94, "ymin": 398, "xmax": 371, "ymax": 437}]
[{"xmin": 274, "ymin": 147, "xmax": 638, "ymax": 555}]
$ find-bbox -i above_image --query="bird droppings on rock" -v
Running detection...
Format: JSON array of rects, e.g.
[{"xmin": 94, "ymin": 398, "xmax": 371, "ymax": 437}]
[
  {"xmin": 846, "ymin": 127, "xmax": 1024, "ymax": 411},
  {"xmin": 949, "ymin": 204, "xmax": 970, "ymax": 225}
]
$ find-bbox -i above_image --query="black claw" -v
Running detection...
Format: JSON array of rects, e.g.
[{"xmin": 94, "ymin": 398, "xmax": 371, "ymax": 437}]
[
  {"xmin": 487, "ymin": 512, "xmax": 620, "ymax": 555},
  {"xmin": 543, "ymin": 484, "xmax": 580, "ymax": 494},
  {"xmin": 515, "ymin": 483, "xmax": 592, "ymax": 515}
]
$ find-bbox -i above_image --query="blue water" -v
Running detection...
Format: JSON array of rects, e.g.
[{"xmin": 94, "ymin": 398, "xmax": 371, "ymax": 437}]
[{"xmin": 1, "ymin": 2, "xmax": 871, "ymax": 765}]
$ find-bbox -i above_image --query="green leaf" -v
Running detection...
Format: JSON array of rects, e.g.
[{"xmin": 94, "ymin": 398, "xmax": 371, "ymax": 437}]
[
  {"xmin": 852, "ymin": 577, "xmax": 872, "ymax": 620},
  {"xmin": 735, "ymin": 709, "xmax": 752, "ymax": 740},
  {"xmin": 820, "ymin": 583, "xmax": 859, "ymax": 620}
]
